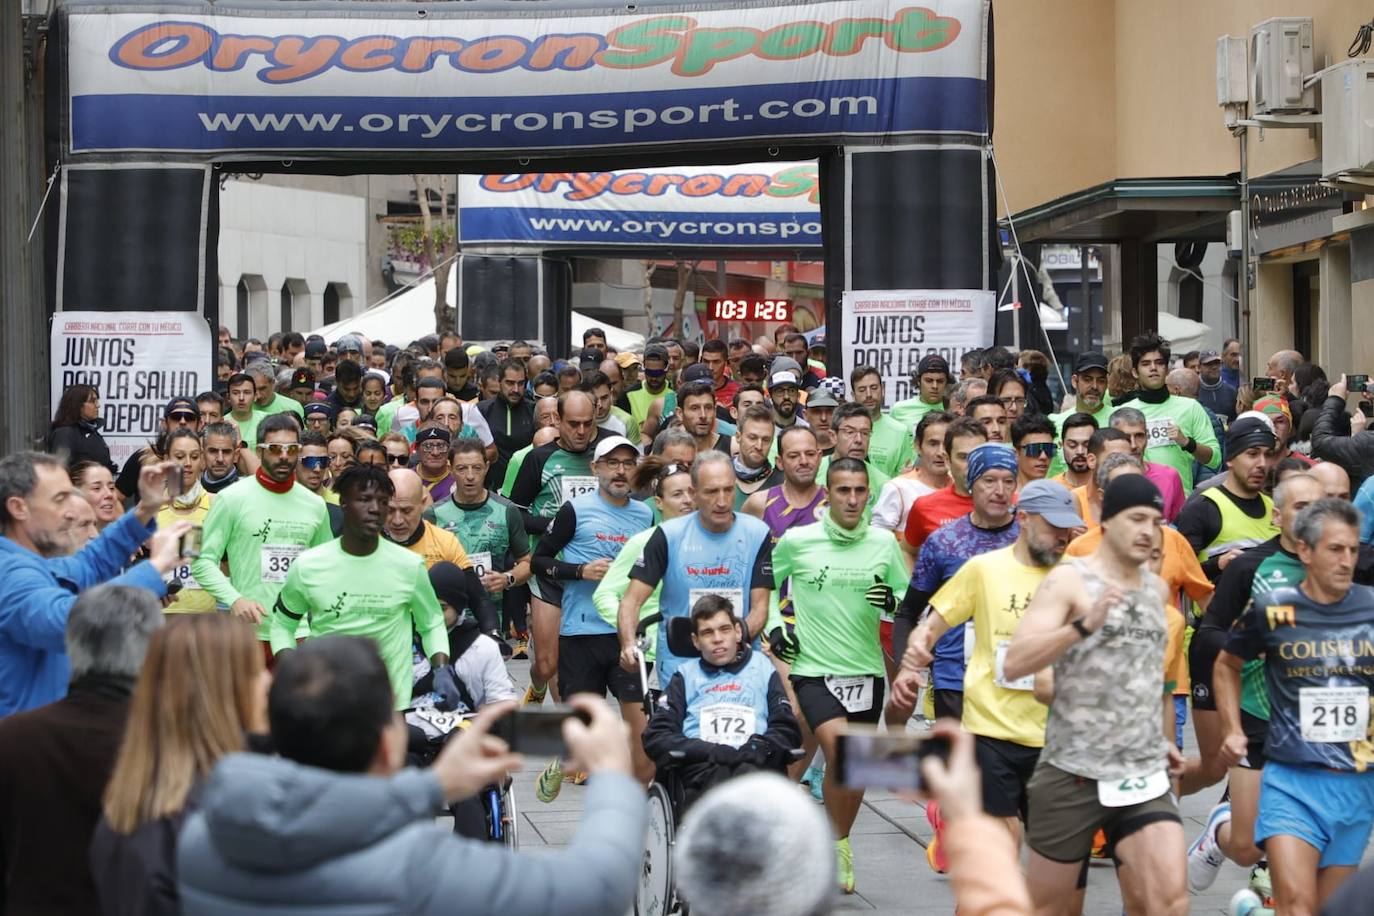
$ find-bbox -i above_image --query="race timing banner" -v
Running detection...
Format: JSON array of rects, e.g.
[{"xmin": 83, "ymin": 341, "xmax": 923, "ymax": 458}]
[
  {"xmin": 59, "ymin": 0, "xmax": 989, "ymax": 160},
  {"xmin": 841, "ymin": 289, "xmax": 994, "ymax": 404},
  {"xmin": 458, "ymin": 163, "xmax": 821, "ymax": 249},
  {"xmin": 50, "ymin": 312, "xmax": 213, "ymax": 467}
]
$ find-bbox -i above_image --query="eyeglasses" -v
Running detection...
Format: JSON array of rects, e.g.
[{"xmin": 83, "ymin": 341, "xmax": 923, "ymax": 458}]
[
  {"xmin": 259, "ymin": 443, "xmax": 300, "ymax": 457},
  {"xmin": 1020, "ymin": 442, "xmax": 1058, "ymax": 459},
  {"xmin": 999, "ymin": 397, "xmax": 1028, "ymax": 409},
  {"xmin": 299, "ymin": 455, "xmax": 329, "ymax": 471},
  {"xmin": 386, "ymin": 453, "xmax": 409, "ymax": 465},
  {"xmin": 599, "ymin": 458, "xmax": 637, "ymax": 471},
  {"xmin": 419, "ymin": 441, "xmax": 450, "ymax": 453}
]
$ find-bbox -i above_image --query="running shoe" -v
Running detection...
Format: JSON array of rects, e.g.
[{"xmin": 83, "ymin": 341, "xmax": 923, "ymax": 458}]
[
  {"xmin": 535, "ymin": 757, "xmax": 563, "ymax": 803},
  {"xmin": 836, "ymin": 837, "xmax": 855, "ymax": 894},
  {"xmin": 1186, "ymin": 801, "xmax": 1231, "ymax": 892},
  {"xmin": 802, "ymin": 764, "xmax": 825, "ymax": 802},
  {"xmin": 925, "ymin": 801, "xmax": 948, "ymax": 873},
  {"xmin": 511, "ymin": 637, "xmax": 529, "ymax": 660},
  {"xmin": 1090, "ymin": 828, "xmax": 1108, "ymax": 859},
  {"xmin": 521, "ymin": 682, "xmax": 546, "ymax": 707},
  {"xmin": 566, "ymin": 770, "xmax": 588, "ymax": 786},
  {"xmin": 1228, "ymin": 888, "xmax": 1273, "ymax": 916},
  {"xmin": 1249, "ymin": 862, "xmax": 1273, "ymax": 907}
]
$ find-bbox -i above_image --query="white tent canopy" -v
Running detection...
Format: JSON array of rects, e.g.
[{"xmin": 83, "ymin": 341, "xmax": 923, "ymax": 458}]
[{"xmin": 311, "ymin": 272, "xmax": 644, "ymax": 352}]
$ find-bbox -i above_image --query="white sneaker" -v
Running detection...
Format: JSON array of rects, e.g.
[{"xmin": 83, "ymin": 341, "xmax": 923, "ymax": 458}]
[{"xmin": 1187, "ymin": 801, "xmax": 1232, "ymax": 892}]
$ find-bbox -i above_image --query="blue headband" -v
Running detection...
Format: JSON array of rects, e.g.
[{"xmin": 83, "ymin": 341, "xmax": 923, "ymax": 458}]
[{"xmin": 966, "ymin": 443, "xmax": 1018, "ymax": 487}]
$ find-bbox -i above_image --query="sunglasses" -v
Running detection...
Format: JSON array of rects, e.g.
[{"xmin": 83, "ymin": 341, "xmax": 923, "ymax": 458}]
[
  {"xmin": 259, "ymin": 443, "xmax": 300, "ymax": 457},
  {"xmin": 299, "ymin": 455, "xmax": 329, "ymax": 471},
  {"xmin": 644, "ymin": 367, "xmax": 667, "ymax": 378},
  {"xmin": 1020, "ymin": 442, "xmax": 1058, "ymax": 459},
  {"xmin": 168, "ymin": 412, "xmax": 198, "ymax": 423},
  {"xmin": 387, "ymin": 453, "xmax": 409, "ymax": 465}
]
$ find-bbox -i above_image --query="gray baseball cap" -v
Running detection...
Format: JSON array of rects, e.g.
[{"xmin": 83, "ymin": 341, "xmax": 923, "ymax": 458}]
[{"xmin": 1017, "ymin": 479, "xmax": 1085, "ymax": 529}]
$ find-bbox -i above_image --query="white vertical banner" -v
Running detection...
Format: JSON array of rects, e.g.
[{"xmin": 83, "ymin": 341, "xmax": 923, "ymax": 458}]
[
  {"xmin": 841, "ymin": 289, "xmax": 995, "ymax": 404},
  {"xmin": 50, "ymin": 312, "xmax": 213, "ymax": 467}
]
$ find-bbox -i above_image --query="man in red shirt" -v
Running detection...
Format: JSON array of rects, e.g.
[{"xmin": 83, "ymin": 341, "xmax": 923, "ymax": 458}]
[
  {"xmin": 902, "ymin": 416, "xmax": 988, "ymax": 560},
  {"xmin": 701, "ymin": 339, "xmax": 739, "ymax": 408}
]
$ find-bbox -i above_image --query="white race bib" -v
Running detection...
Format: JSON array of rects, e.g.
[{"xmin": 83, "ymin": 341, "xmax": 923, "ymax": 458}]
[
  {"xmin": 560, "ymin": 475, "xmax": 598, "ymax": 505},
  {"xmin": 689, "ymin": 587, "xmax": 746, "ymax": 618},
  {"xmin": 824, "ymin": 675, "xmax": 874, "ymax": 713},
  {"xmin": 468, "ymin": 551, "xmax": 494, "ymax": 578},
  {"xmin": 1145, "ymin": 418, "xmax": 1174, "ymax": 449},
  {"xmin": 1097, "ymin": 769, "xmax": 1170, "ymax": 807},
  {"xmin": 168, "ymin": 563, "xmax": 201, "ymax": 591},
  {"xmin": 994, "ymin": 641, "xmax": 1035, "ymax": 692},
  {"xmin": 261, "ymin": 544, "xmax": 303, "ymax": 583},
  {"xmin": 700, "ymin": 702, "xmax": 756, "ymax": 748},
  {"xmin": 1299, "ymin": 686, "xmax": 1370, "ymax": 742}
]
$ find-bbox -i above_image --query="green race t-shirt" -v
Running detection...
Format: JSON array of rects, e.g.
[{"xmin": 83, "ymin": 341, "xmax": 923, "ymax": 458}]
[
  {"xmin": 814, "ymin": 456, "xmax": 891, "ymax": 511},
  {"xmin": 887, "ymin": 396, "xmax": 945, "ymax": 432},
  {"xmin": 500, "ymin": 444, "xmax": 531, "ymax": 499},
  {"xmin": 869, "ymin": 412, "xmax": 916, "ymax": 478},
  {"xmin": 375, "ymin": 396, "xmax": 406, "ymax": 436},
  {"xmin": 255, "ymin": 392, "xmax": 305, "ymax": 420},
  {"xmin": 191, "ymin": 477, "xmax": 333, "ymax": 639},
  {"xmin": 272, "ymin": 538, "xmax": 448, "ymax": 710},
  {"xmin": 772, "ymin": 521, "xmax": 908, "ymax": 678},
  {"xmin": 433, "ymin": 491, "xmax": 530, "ymax": 591},
  {"xmin": 1240, "ymin": 547, "xmax": 1306, "ymax": 721},
  {"xmin": 1114, "ymin": 394, "xmax": 1220, "ymax": 492}
]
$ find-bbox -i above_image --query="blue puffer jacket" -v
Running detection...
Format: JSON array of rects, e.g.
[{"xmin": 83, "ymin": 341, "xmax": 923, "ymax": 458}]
[{"xmin": 177, "ymin": 752, "xmax": 645, "ymax": 916}]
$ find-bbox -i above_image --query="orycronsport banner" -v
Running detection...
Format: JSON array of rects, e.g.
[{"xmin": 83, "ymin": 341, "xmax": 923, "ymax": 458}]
[
  {"xmin": 841, "ymin": 289, "xmax": 994, "ymax": 404},
  {"xmin": 458, "ymin": 163, "xmax": 821, "ymax": 249},
  {"xmin": 51, "ymin": 312, "xmax": 213, "ymax": 467},
  {"xmin": 61, "ymin": 0, "xmax": 988, "ymax": 159}
]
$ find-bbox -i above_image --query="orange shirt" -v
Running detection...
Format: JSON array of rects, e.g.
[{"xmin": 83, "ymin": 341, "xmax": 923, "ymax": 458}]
[
  {"xmin": 1065, "ymin": 525, "xmax": 1213, "ymax": 610},
  {"xmin": 1164, "ymin": 603, "xmax": 1188, "ymax": 696}
]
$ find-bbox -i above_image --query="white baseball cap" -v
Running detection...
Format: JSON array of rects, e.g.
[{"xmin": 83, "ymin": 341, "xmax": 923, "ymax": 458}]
[{"xmin": 593, "ymin": 435, "xmax": 640, "ymax": 462}]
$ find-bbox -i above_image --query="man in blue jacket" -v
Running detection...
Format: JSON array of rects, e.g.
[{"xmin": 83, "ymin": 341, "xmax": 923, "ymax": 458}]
[
  {"xmin": 0, "ymin": 451, "xmax": 184, "ymax": 716},
  {"xmin": 178, "ymin": 636, "xmax": 646, "ymax": 916}
]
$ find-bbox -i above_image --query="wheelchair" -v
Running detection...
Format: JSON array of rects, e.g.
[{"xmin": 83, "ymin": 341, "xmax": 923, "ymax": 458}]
[
  {"xmin": 632, "ymin": 612, "xmax": 692, "ymax": 916},
  {"xmin": 405, "ymin": 705, "xmax": 519, "ymax": 849}
]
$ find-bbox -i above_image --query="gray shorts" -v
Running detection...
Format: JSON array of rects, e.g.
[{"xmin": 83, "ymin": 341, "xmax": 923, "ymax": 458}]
[{"xmin": 1026, "ymin": 761, "xmax": 1180, "ymax": 863}]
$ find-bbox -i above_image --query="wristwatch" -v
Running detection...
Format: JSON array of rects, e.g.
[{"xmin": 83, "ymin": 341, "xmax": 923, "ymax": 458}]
[
  {"xmin": 1071, "ymin": 617, "xmax": 1093, "ymax": 639},
  {"xmin": 505, "ymin": 572, "xmax": 517, "ymax": 588}
]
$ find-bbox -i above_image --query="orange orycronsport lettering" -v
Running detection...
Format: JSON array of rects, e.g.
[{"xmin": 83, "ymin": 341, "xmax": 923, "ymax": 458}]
[{"xmin": 107, "ymin": 8, "xmax": 961, "ymax": 84}]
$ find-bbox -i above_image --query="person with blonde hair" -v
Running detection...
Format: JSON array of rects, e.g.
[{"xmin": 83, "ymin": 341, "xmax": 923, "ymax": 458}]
[
  {"xmin": 90, "ymin": 614, "xmax": 267, "ymax": 916},
  {"xmin": 156, "ymin": 428, "xmax": 216, "ymax": 612}
]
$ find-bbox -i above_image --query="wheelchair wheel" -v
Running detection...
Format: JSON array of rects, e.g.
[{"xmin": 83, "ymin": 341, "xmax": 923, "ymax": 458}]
[
  {"xmin": 635, "ymin": 782, "xmax": 676, "ymax": 916},
  {"xmin": 502, "ymin": 783, "xmax": 519, "ymax": 850}
]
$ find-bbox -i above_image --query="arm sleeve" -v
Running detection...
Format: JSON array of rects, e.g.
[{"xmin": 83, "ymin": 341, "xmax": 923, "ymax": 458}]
[
  {"xmin": 114, "ymin": 450, "xmax": 144, "ymax": 498},
  {"xmin": 413, "ymin": 562, "xmax": 451, "ymax": 661},
  {"xmin": 1222, "ymin": 602, "xmax": 1265, "ymax": 662},
  {"xmin": 1201, "ymin": 555, "xmax": 1260, "ymax": 630},
  {"xmin": 1310, "ymin": 396, "xmax": 1363, "ymax": 469},
  {"xmin": 628, "ymin": 528, "xmax": 670, "ymax": 587},
  {"xmin": 0, "ymin": 557, "xmax": 162, "ymax": 652},
  {"xmin": 871, "ymin": 480, "xmax": 903, "ymax": 531},
  {"xmin": 931, "ymin": 566, "xmax": 974, "ymax": 627},
  {"xmin": 409, "ymin": 772, "xmax": 647, "ymax": 916},
  {"xmin": 1173, "ymin": 494, "xmax": 1222, "ymax": 558},
  {"xmin": 506, "ymin": 504, "xmax": 531, "ymax": 559},
  {"xmin": 190, "ymin": 494, "xmax": 241, "ymax": 607},
  {"xmin": 1187, "ymin": 402, "xmax": 1221, "ymax": 470},
  {"xmin": 531, "ymin": 504, "xmax": 585, "ymax": 581},
  {"xmin": 465, "ymin": 405, "xmax": 495, "ymax": 447},
  {"xmin": 47, "ymin": 509, "xmax": 158, "ymax": 591},
  {"xmin": 749, "ymin": 537, "xmax": 774, "ymax": 590}
]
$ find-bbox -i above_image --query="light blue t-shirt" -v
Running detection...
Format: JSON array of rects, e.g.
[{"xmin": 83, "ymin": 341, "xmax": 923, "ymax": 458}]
[{"xmin": 558, "ymin": 492, "xmax": 652, "ymax": 637}]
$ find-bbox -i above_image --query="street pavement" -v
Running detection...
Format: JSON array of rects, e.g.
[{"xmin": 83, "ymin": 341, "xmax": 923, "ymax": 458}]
[{"xmin": 495, "ymin": 658, "xmax": 1368, "ymax": 914}]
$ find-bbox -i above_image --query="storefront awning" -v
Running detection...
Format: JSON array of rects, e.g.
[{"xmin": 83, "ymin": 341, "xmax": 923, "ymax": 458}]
[{"xmin": 1002, "ymin": 177, "xmax": 1238, "ymax": 243}]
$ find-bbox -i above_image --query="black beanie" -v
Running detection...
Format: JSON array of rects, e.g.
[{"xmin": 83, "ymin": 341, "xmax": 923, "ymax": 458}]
[
  {"xmin": 1225, "ymin": 416, "xmax": 1276, "ymax": 462},
  {"xmin": 1102, "ymin": 474, "xmax": 1164, "ymax": 521},
  {"xmin": 428, "ymin": 561, "xmax": 467, "ymax": 609}
]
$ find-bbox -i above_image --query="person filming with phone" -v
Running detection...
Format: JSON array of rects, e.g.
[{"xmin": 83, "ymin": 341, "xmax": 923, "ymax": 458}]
[
  {"xmin": 1312, "ymin": 373, "xmax": 1374, "ymax": 491},
  {"xmin": 641, "ymin": 594, "xmax": 801, "ymax": 808},
  {"xmin": 177, "ymin": 636, "xmax": 647, "ymax": 915}
]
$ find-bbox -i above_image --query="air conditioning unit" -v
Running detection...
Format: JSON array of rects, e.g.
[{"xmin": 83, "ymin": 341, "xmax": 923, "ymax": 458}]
[
  {"xmin": 1321, "ymin": 59, "xmax": 1374, "ymax": 183},
  {"xmin": 1251, "ymin": 17, "xmax": 1315, "ymax": 114}
]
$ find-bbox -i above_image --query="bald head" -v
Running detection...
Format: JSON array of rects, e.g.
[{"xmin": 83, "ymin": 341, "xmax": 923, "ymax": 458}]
[
  {"xmin": 533, "ymin": 426, "xmax": 560, "ymax": 448},
  {"xmin": 384, "ymin": 469, "xmax": 426, "ymax": 542},
  {"xmin": 1309, "ymin": 461, "xmax": 1351, "ymax": 500},
  {"xmin": 1166, "ymin": 368, "xmax": 1200, "ymax": 399}
]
